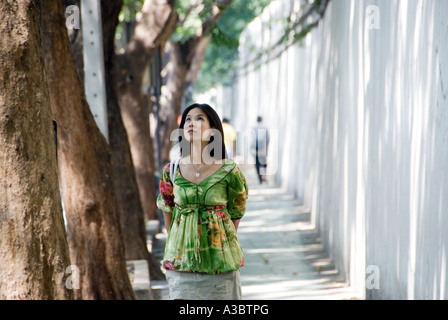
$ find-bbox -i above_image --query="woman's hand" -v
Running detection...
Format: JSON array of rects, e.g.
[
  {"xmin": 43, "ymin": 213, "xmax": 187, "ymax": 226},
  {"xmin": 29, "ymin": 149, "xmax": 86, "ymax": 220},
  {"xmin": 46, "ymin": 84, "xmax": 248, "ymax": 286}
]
[
  {"xmin": 231, "ymin": 219, "xmax": 240, "ymax": 232},
  {"xmin": 163, "ymin": 212, "xmax": 173, "ymax": 233}
]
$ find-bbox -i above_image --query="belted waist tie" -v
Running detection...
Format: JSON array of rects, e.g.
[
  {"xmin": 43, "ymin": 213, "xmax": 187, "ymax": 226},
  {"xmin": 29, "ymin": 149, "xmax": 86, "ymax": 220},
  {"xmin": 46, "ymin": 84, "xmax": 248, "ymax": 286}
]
[
  {"xmin": 173, "ymin": 203, "xmax": 227, "ymax": 263},
  {"xmin": 174, "ymin": 203, "xmax": 227, "ymax": 222}
]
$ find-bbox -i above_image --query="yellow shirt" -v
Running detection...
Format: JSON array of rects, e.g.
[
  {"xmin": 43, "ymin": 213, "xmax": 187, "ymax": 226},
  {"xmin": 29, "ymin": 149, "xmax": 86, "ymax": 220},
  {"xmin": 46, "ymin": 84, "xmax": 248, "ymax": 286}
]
[{"xmin": 222, "ymin": 122, "xmax": 237, "ymax": 146}]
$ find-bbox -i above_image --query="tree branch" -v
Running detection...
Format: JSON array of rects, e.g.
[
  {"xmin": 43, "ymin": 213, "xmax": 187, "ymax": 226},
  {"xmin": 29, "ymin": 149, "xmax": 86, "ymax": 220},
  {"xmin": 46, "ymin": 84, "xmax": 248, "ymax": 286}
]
[
  {"xmin": 238, "ymin": 0, "xmax": 331, "ymax": 75},
  {"xmin": 178, "ymin": 0, "xmax": 202, "ymax": 25},
  {"xmin": 201, "ymin": 0, "xmax": 233, "ymax": 35},
  {"xmin": 124, "ymin": 0, "xmax": 177, "ymax": 61}
]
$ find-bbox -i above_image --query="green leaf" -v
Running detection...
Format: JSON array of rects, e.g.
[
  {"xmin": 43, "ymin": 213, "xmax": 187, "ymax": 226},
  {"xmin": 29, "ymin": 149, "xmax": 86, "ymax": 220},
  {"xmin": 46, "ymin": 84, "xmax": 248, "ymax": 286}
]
[{"xmin": 195, "ymin": 0, "xmax": 274, "ymax": 94}]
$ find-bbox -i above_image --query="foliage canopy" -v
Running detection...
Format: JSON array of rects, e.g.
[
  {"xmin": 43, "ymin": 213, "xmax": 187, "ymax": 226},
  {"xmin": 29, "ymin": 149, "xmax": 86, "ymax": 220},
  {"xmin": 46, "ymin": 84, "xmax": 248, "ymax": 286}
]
[
  {"xmin": 194, "ymin": 0, "xmax": 273, "ymax": 93},
  {"xmin": 114, "ymin": 0, "xmax": 330, "ymax": 94}
]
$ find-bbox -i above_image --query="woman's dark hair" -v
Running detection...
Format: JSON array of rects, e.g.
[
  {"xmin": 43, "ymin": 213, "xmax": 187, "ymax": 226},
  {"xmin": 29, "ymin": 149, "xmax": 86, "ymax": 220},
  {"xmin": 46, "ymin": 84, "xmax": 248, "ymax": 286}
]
[{"xmin": 177, "ymin": 103, "xmax": 227, "ymax": 160}]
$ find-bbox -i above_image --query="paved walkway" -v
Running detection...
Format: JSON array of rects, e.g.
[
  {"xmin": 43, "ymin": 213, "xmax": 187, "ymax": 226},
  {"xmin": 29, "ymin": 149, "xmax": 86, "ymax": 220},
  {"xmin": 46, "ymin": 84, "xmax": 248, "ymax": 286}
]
[{"xmin": 149, "ymin": 158, "xmax": 361, "ymax": 300}]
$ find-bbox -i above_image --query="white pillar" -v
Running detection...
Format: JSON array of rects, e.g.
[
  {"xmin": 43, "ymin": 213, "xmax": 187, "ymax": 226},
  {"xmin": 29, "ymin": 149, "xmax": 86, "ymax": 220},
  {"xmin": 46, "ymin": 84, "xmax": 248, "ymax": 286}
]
[{"xmin": 81, "ymin": 0, "xmax": 108, "ymax": 142}]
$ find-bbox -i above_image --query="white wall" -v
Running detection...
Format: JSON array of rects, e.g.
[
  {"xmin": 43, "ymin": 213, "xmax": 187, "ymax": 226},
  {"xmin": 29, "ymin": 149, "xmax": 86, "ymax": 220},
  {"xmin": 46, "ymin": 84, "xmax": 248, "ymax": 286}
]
[{"xmin": 227, "ymin": 0, "xmax": 448, "ymax": 299}]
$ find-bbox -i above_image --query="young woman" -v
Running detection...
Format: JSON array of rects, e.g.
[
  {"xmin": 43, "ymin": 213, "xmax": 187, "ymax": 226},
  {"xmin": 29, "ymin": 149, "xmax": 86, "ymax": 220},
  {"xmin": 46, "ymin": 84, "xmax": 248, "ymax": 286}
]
[{"xmin": 156, "ymin": 103, "xmax": 248, "ymax": 300}]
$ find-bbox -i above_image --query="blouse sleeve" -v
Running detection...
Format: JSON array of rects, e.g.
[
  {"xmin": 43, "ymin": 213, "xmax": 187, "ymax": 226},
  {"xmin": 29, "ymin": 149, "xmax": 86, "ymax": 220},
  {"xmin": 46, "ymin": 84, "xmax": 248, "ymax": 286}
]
[
  {"xmin": 156, "ymin": 163, "xmax": 175, "ymax": 213},
  {"xmin": 227, "ymin": 165, "xmax": 249, "ymax": 220}
]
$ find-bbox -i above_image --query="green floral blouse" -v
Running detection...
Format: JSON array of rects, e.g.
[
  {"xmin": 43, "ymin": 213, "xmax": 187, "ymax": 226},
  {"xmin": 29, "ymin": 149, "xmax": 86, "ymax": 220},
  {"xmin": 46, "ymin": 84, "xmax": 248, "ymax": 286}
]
[{"xmin": 156, "ymin": 159, "xmax": 249, "ymax": 274}]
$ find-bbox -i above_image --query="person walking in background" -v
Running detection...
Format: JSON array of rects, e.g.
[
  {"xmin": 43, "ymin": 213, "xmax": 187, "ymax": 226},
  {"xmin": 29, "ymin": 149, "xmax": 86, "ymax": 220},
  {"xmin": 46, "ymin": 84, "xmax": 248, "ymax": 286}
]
[
  {"xmin": 222, "ymin": 118, "xmax": 237, "ymax": 160},
  {"xmin": 251, "ymin": 116, "xmax": 269, "ymax": 184},
  {"xmin": 156, "ymin": 103, "xmax": 249, "ymax": 300}
]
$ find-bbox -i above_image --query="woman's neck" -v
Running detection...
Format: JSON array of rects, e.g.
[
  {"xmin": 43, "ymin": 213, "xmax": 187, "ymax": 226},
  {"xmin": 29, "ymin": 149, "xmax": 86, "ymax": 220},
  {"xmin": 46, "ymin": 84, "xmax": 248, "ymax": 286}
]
[{"xmin": 189, "ymin": 141, "xmax": 210, "ymax": 164}]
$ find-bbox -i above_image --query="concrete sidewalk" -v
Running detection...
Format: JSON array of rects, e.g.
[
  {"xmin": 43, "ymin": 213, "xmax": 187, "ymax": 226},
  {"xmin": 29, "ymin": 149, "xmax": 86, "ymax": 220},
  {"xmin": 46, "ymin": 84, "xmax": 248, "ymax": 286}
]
[{"xmin": 148, "ymin": 159, "xmax": 361, "ymax": 300}]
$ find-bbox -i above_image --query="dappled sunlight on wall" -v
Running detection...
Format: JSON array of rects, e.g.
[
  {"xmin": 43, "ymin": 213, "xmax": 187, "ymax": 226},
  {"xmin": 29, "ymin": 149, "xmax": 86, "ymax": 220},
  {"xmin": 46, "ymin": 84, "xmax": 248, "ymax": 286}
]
[{"xmin": 230, "ymin": 0, "xmax": 448, "ymax": 299}]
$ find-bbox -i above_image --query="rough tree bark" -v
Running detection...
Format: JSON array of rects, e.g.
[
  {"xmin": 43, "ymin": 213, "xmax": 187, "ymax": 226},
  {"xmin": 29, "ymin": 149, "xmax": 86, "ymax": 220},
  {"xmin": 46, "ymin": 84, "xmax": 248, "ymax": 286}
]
[
  {"xmin": 40, "ymin": 1, "xmax": 135, "ymax": 299},
  {"xmin": 100, "ymin": 0, "xmax": 164, "ymax": 280},
  {"xmin": 116, "ymin": 0, "xmax": 177, "ymax": 221},
  {"xmin": 64, "ymin": 0, "xmax": 165, "ymax": 281},
  {"xmin": 0, "ymin": 0, "xmax": 72, "ymax": 300},
  {"xmin": 159, "ymin": 36, "xmax": 211, "ymax": 163},
  {"xmin": 159, "ymin": 0, "xmax": 233, "ymax": 163}
]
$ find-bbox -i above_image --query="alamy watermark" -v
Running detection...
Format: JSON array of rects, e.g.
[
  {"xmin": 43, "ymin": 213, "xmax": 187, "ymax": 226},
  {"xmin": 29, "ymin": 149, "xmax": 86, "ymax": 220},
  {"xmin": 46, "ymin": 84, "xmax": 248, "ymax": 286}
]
[
  {"xmin": 65, "ymin": 265, "xmax": 80, "ymax": 290},
  {"xmin": 169, "ymin": 127, "xmax": 277, "ymax": 176},
  {"xmin": 67, "ymin": 4, "xmax": 381, "ymax": 31},
  {"xmin": 366, "ymin": 5, "xmax": 380, "ymax": 30},
  {"xmin": 64, "ymin": 263, "xmax": 381, "ymax": 291},
  {"xmin": 366, "ymin": 265, "xmax": 380, "ymax": 290},
  {"xmin": 65, "ymin": 5, "xmax": 80, "ymax": 30}
]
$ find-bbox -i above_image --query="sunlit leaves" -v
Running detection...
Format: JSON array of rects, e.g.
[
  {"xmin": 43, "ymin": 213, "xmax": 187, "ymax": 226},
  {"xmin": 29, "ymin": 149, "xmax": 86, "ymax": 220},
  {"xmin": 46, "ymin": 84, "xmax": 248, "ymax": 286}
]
[
  {"xmin": 173, "ymin": 0, "xmax": 226, "ymax": 43},
  {"xmin": 119, "ymin": 0, "xmax": 144, "ymax": 22},
  {"xmin": 115, "ymin": 0, "xmax": 144, "ymax": 43},
  {"xmin": 209, "ymin": 23, "xmax": 239, "ymax": 50},
  {"xmin": 195, "ymin": 0, "xmax": 273, "ymax": 93}
]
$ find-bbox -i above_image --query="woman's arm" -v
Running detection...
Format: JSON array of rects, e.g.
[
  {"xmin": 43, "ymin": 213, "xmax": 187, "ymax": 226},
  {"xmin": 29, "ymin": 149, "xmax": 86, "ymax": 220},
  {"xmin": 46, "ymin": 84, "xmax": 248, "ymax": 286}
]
[{"xmin": 163, "ymin": 212, "xmax": 173, "ymax": 232}]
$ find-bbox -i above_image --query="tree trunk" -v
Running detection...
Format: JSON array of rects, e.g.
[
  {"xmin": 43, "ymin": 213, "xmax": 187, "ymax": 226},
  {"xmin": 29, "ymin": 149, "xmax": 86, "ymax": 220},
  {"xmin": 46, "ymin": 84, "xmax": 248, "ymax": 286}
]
[
  {"xmin": 64, "ymin": 0, "xmax": 165, "ymax": 282},
  {"xmin": 0, "ymin": 0, "xmax": 72, "ymax": 300},
  {"xmin": 116, "ymin": 0, "xmax": 177, "ymax": 221},
  {"xmin": 158, "ymin": 0, "xmax": 233, "ymax": 162},
  {"xmin": 159, "ymin": 40, "xmax": 188, "ymax": 163},
  {"xmin": 99, "ymin": 0, "xmax": 164, "ymax": 280},
  {"xmin": 159, "ymin": 36, "xmax": 210, "ymax": 163},
  {"xmin": 40, "ymin": 1, "xmax": 135, "ymax": 300}
]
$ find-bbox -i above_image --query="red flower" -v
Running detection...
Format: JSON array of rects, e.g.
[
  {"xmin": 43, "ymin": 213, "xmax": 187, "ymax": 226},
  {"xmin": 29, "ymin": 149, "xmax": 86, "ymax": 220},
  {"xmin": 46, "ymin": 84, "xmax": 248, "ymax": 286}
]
[
  {"xmin": 159, "ymin": 181, "xmax": 174, "ymax": 207},
  {"xmin": 217, "ymin": 211, "xmax": 227, "ymax": 219},
  {"xmin": 163, "ymin": 260, "xmax": 175, "ymax": 270}
]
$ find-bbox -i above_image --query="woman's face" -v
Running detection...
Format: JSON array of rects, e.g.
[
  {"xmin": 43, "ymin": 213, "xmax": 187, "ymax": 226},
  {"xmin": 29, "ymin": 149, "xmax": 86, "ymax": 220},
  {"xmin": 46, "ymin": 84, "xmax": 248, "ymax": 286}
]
[{"xmin": 183, "ymin": 107, "xmax": 213, "ymax": 142}]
